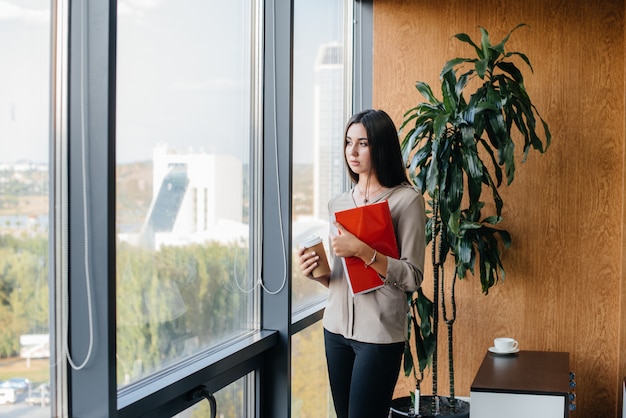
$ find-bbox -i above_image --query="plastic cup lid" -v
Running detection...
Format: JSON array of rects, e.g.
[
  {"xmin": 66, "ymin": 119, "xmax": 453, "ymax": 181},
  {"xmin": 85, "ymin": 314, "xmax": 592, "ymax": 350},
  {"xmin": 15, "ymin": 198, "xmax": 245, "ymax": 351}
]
[{"xmin": 300, "ymin": 235, "xmax": 322, "ymax": 248}]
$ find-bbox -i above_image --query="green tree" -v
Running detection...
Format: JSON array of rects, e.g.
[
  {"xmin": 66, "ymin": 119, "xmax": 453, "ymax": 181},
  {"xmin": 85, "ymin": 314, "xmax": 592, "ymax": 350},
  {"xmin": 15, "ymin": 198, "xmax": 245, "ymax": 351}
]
[
  {"xmin": 0, "ymin": 235, "xmax": 49, "ymax": 358},
  {"xmin": 117, "ymin": 241, "xmax": 251, "ymax": 385}
]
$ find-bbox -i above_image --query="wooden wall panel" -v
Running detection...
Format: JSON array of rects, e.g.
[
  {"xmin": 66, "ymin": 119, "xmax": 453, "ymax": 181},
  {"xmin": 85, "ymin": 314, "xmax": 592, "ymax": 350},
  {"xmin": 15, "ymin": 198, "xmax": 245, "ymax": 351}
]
[{"xmin": 372, "ymin": 1, "xmax": 625, "ymax": 417}]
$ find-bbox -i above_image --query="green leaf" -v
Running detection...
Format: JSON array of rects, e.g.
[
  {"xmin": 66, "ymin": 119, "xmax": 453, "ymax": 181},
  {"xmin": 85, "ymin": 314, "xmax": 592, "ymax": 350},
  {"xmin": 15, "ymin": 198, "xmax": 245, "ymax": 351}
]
[
  {"xmin": 496, "ymin": 228, "xmax": 512, "ymax": 248},
  {"xmin": 460, "ymin": 127, "xmax": 482, "ymax": 177},
  {"xmin": 486, "ymin": 112, "xmax": 508, "ymax": 153},
  {"xmin": 416, "ymin": 289, "xmax": 433, "ymax": 335},
  {"xmin": 479, "ymin": 27, "xmax": 491, "ymax": 61},
  {"xmin": 425, "ymin": 140, "xmax": 441, "ymax": 194},
  {"xmin": 496, "ymin": 61, "xmax": 524, "ymax": 84},
  {"xmin": 441, "ymin": 70, "xmax": 459, "ymax": 113},
  {"xmin": 492, "ymin": 23, "xmax": 527, "ymax": 55},
  {"xmin": 406, "ymin": 289, "xmax": 435, "ymax": 374},
  {"xmin": 476, "ymin": 58, "xmax": 488, "ymax": 79},
  {"xmin": 459, "ymin": 219, "xmax": 483, "ymax": 230},
  {"xmin": 401, "ymin": 128, "xmax": 417, "ymax": 161},
  {"xmin": 399, "ymin": 110, "xmax": 419, "ymax": 132},
  {"xmin": 455, "ymin": 71, "xmax": 470, "ymax": 98},
  {"xmin": 501, "ymin": 139, "xmax": 516, "ymax": 185},
  {"xmin": 478, "ymin": 138, "xmax": 503, "ymax": 186},
  {"xmin": 457, "ymin": 233, "xmax": 473, "ymax": 265},
  {"xmin": 403, "ymin": 340, "xmax": 414, "ymax": 377},
  {"xmin": 481, "ymin": 215, "xmax": 502, "ymax": 225},
  {"xmin": 446, "ymin": 207, "xmax": 460, "ymax": 235},
  {"xmin": 505, "ymin": 51, "xmax": 533, "ymax": 72},
  {"xmin": 416, "ymin": 81, "xmax": 439, "ymax": 104},
  {"xmin": 433, "ymin": 114, "xmax": 449, "ymax": 139},
  {"xmin": 445, "ymin": 160, "xmax": 464, "ymax": 214},
  {"xmin": 441, "ymin": 57, "xmax": 474, "ymax": 78},
  {"xmin": 453, "ymin": 32, "xmax": 483, "ymax": 58}
]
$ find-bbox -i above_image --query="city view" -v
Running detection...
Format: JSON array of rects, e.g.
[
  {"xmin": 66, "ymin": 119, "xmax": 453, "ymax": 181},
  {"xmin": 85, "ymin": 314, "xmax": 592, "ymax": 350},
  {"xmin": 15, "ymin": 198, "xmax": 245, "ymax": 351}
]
[
  {"xmin": 0, "ymin": 156, "xmax": 330, "ymax": 417},
  {"xmin": 0, "ymin": 162, "xmax": 51, "ymax": 417}
]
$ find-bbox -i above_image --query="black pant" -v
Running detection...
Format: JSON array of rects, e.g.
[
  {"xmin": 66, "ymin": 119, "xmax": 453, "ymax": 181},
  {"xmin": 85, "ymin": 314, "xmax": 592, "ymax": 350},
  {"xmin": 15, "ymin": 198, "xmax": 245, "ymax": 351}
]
[{"xmin": 324, "ymin": 329, "xmax": 404, "ymax": 418}]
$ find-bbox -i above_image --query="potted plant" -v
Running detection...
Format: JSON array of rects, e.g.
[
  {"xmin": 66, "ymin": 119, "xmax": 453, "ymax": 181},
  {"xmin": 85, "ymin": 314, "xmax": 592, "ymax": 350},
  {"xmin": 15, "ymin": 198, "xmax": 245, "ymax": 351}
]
[{"xmin": 390, "ymin": 24, "xmax": 551, "ymax": 417}]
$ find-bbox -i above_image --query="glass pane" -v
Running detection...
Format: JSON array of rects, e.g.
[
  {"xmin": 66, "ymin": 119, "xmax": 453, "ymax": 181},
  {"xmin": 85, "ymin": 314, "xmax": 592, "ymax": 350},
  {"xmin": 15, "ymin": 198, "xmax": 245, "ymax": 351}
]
[
  {"xmin": 292, "ymin": 322, "xmax": 336, "ymax": 418},
  {"xmin": 292, "ymin": 0, "xmax": 346, "ymax": 313},
  {"xmin": 173, "ymin": 374, "xmax": 252, "ymax": 418},
  {"xmin": 0, "ymin": 1, "xmax": 52, "ymax": 417},
  {"xmin": 116, "ymin": 0, "xmax": 257, "ymax": 387}
]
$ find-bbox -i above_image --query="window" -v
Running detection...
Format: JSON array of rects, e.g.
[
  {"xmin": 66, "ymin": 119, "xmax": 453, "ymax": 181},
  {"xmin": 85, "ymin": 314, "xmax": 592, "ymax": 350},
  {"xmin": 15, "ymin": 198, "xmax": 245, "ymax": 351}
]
[
  {"xmin": 116, "ymin": 0, "xmax": 259, "ymax": 388},
  {"xmin": 290, "ymin": 1, "xmax": 349, "ymax": 416},
  {"xmin": 173, "ymin": 375, "xmax": 253, "ymax": 418},
  {"xmin": 291, "ymin": 0, "xmax": 348, "ymax": 314},
  {"xmin": 0, "ymin": 1, "xmax": 51, "ymax": 417},
  {"xmin": 292, "ymin": 322, "xmax": 336, "ymax": 417}
]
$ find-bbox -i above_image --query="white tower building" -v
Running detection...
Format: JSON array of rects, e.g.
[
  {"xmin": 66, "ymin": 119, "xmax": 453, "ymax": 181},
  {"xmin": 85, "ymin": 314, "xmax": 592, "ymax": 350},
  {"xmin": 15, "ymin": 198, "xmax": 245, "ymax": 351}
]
[{"xmin": 313, "ymin": 42, "xmax": 344, "ymax": 220}]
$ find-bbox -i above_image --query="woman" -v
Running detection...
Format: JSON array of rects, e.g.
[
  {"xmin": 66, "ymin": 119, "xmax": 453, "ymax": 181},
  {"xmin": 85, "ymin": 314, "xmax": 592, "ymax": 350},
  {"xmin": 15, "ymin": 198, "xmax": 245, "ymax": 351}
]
[{"xmin": 298, "ymin": 109, "xmax": 426, "ymax": 418}]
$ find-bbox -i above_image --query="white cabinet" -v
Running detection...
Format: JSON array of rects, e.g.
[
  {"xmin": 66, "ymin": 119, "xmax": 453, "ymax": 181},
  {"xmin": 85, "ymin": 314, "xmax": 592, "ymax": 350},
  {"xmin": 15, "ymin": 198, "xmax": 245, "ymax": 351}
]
[{"xmin": 470, "ymin": 351, "xmax": 572, "ymax": 418}]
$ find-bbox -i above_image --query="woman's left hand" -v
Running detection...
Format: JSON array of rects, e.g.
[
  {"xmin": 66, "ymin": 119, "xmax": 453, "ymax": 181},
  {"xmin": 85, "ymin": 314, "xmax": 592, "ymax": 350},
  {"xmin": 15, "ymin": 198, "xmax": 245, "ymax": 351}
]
[{"xmin": 331, "ymin": 221, "xmax": 364, "ymax": 258}]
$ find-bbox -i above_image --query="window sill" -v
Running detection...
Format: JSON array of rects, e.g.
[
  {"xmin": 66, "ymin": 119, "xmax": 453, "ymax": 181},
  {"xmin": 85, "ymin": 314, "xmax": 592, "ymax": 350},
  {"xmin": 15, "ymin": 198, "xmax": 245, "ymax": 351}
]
[{"xmin": 118, "ymin": 329, "xmax": 278, "ymax": 417}]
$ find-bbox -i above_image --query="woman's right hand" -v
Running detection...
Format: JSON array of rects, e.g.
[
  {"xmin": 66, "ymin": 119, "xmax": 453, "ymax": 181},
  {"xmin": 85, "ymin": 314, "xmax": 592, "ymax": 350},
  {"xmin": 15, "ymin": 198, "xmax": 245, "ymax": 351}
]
[
  {"xmin": 298, "ymin": 246, "xmax": 320, "ymax": 276},
  {"xmin": 297, "ymin": 247, "xmax": 330, "ymax": 287}
]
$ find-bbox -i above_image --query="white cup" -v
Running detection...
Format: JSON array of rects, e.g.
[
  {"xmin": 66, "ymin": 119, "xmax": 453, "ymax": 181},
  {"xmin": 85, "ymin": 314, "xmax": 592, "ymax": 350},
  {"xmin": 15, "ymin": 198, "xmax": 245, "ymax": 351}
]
[{"xmin": 494, "ymin": 337, "xmax": 518, "ymax": 352}]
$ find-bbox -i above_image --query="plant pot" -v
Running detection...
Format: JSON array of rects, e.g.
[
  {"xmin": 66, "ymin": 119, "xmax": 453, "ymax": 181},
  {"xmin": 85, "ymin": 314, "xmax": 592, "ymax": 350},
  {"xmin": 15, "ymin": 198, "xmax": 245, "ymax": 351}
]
[{"xmin": 390, "ymin": 395, "xmax": 469, "ymax": 418}]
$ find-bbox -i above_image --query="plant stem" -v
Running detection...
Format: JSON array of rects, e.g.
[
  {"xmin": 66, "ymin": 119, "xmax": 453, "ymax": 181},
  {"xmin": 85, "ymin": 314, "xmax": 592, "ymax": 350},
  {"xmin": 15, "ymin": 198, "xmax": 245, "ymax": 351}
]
[
  {"xmin": 443, "ymin": 270, "xmax": 458, "ymax": 404},
  {"xmin": 431, "ymin": 199, "xmax": 440, "ymax": 411},
  {"xmin": 447, "ymin": 321, "xmax": 455, "ymax": 406}
]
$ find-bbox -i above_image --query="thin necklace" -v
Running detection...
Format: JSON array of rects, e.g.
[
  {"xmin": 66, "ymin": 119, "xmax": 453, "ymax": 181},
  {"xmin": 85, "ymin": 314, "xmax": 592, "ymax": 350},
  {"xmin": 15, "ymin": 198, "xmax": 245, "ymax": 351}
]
[{"xmin": 355, "ymin": 184, "xmax": 384, "ymax": 205}]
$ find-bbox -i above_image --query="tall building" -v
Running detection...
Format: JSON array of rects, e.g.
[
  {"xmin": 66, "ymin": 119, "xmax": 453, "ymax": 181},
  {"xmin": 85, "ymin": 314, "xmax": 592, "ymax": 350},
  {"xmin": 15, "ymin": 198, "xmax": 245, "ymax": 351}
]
[
  {"xmin": 313, "ymin": 42, "xmax": 344, "ymax": 220},
  {"xmin": 138, "ymin": 144, "xmax": 245, "ymax": 249}
]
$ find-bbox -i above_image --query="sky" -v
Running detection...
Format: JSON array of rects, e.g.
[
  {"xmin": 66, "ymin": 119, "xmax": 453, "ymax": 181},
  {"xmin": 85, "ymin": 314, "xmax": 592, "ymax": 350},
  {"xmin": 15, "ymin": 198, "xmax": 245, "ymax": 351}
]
[
  {"xmin": 0, "ymin": 0, "xmax": 50, "ymax": 164},
  {"xmin": 0, "ymin": 0, "xmax": 343, "ymax": 165}
]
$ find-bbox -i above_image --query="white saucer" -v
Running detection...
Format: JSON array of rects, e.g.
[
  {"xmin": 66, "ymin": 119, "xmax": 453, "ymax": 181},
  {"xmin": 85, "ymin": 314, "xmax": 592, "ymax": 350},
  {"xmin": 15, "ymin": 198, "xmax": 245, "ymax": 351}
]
[{"xmin": 488, "ymin": 346, "xmax": 520, "ymax": 355}]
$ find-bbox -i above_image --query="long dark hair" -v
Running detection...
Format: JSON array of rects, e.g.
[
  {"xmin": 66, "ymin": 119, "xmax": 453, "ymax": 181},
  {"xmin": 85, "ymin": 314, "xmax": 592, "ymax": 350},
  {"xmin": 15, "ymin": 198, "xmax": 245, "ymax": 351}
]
[{"xmin": 343, "ymin": 109, "xmax": 409, "ymax": 187}]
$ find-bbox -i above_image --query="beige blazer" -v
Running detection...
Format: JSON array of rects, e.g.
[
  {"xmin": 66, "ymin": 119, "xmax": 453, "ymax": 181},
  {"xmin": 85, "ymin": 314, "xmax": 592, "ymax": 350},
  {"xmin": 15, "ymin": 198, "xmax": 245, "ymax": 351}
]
[{"xmin": 323, "ymin": 183, "xmax": 426, "ymax": 344}]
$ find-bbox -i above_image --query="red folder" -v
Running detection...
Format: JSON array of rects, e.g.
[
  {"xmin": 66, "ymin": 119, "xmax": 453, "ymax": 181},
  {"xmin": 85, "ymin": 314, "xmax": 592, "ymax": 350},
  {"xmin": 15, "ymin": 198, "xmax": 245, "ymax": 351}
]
[{"xmin": 334, "ymin": 200, "xmax": 399, "ymax": 295}]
